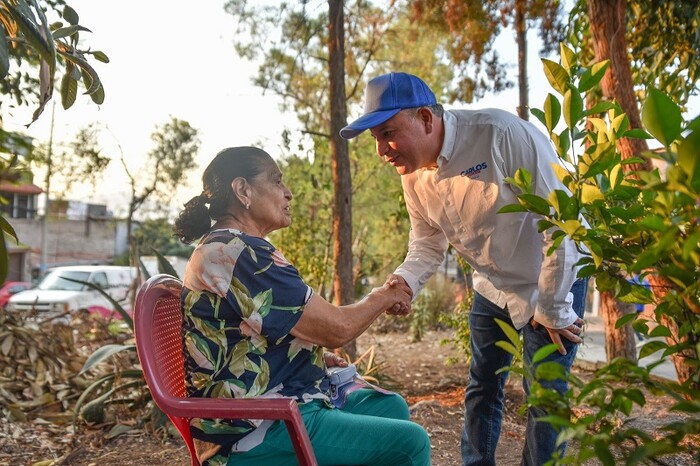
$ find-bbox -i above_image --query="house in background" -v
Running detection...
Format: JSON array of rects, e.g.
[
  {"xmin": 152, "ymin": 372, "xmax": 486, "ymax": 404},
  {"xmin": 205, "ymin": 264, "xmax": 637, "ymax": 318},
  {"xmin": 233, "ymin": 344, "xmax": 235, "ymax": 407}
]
[
  {"xmin": 1, "ymin": 182, "xmax": 129, "ymax": 282},
  {"xmin": 0, "ymin": 181, "xmax": 41, "ymax": 282}
]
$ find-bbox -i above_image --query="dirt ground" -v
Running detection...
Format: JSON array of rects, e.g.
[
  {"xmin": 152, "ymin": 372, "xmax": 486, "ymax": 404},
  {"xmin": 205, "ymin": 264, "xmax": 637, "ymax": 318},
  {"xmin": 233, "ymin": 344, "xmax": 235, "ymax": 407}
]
[{"xmin": 1, "ymin": 328, "xmax": 698, "ymax": 466}]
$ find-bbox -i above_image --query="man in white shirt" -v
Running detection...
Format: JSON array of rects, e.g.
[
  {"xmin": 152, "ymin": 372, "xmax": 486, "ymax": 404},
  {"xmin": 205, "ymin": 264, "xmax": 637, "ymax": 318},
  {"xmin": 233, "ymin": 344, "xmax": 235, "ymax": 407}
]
[{"xmin": 340, "ymin": 72, "xmax": 588, "ymax": 466}]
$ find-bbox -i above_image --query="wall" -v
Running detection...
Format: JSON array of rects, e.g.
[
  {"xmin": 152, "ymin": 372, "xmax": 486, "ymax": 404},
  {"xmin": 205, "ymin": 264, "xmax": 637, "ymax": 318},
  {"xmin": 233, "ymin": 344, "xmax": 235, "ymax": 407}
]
[{"xmin": 9, "ymin": 217, "xmax": 127, "ymax": 279}]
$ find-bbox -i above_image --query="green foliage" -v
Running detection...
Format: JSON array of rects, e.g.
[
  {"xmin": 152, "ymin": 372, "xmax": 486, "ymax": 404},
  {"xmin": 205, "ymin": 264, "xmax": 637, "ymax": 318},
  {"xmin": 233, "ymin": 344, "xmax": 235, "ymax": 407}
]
[
  {"xmin": 0, "ymin": 0, "xmax": 107, "ymax": 124},
  {"xmin": 439, "ymin": 255, "xmax": 474, "ymax": 364},
  {"xmin": 500, "ymin": 43, "xmax": 700, "ymax": 464},
  {"xmin": 71, "ymin": 251, "xmax": 186, "ymax": 430},
  {"xmin": 29, "ymin": 123, "xmax": 110, "ymax": 197},
  {"xmin": 269, "ymin": 141, "xmax": 409, "ymax": 299},
  {"xmin": 131, "ymin": 218, "xmax": 193, "ymax": 259},
  {"xmin": 410, "ymin": 0, "xmax": 566, "ymax": 102},
  {"xmin": 409, "ymin": 273, "xmax": 458, "ymax": 342},
  {"xmin": 75, "ymin": 251, "xmax": 183, "ymax": 427},
  {"xmin": 74, "ymin": 289, "xmax": 142, "ymax": 424},
  {"xmin": 567, "ymin": 0, "xmax": 700, "ymax": 110},
  {"xmin": 0, "ymin": 0, "xmax": 107, "ymax": 285},
  {"xmin": 228, "ymin": 1, "xmax": 446, "ymax": 299}
]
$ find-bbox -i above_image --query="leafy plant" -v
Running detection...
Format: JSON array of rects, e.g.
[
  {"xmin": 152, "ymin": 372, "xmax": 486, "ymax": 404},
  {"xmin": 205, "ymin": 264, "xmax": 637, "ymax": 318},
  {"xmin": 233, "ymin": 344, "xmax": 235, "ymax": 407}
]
[
  {"xmin": 0, "ymin": 0, "xmax": 107, "ymax": 285},
  {"xmin": 497, "ymin": 43, "xmax": 700, "ymax": 464},
  {"xmin": 440, "ymin": 255, "xmax": 474, "ymax": 365},
  {"xmin": 74, "ymin": 251, "xmax": 180, "ymax": 425},
  {"xmin": 0, "ymin": 0, "xmax": 107, "ymax": 122},
  {"xmin": 410, "ymin": 273, "xmax": 459, "ymax": 342}
]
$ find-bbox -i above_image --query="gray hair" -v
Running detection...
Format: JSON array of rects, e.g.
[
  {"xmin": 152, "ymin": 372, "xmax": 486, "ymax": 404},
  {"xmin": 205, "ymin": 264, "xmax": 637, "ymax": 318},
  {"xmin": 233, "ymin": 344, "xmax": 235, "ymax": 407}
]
[{"xmin": 401, "ymin": 104, "xmax": 444, "ymax": 119}]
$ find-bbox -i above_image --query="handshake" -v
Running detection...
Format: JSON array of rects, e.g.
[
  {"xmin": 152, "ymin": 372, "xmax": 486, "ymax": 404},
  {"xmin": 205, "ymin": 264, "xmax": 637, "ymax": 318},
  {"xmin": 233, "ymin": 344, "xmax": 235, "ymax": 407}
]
[{"xmin": 370, "ymin": 274, "xmax": 413, "ymax": 316}]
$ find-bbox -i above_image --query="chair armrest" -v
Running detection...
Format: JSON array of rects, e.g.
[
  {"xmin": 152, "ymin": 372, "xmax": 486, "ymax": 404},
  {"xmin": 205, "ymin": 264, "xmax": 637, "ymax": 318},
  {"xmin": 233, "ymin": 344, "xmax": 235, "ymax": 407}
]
[
  {"xmin": 158, "ymin": 395, "xmax": 318, "ymax": 465},
  {"xmin": 157, "ymin": 395, "xmax": 303, "ymax": 421}
]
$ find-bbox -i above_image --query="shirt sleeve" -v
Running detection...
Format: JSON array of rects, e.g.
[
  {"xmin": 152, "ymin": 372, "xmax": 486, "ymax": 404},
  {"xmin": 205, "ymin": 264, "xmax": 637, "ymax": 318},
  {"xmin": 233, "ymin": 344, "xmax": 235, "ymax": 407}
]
[
  {"xmin": 500, "ymin": 120, "xmax": 580, "ymax": 329},
  {"xmin": 393, "ymin": 175, "xmax": 449, "ymax": 297}
]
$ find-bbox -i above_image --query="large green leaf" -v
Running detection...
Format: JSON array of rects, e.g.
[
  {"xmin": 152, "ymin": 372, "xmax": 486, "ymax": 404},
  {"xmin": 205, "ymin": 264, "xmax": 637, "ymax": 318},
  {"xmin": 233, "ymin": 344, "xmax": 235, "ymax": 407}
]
[
  {"xmin": 3, "ymin": 3, "xmax": 53, "ymax": 64},
  {"xmin": 578, "ymin": 60, "xmax": 609, "ymax": 93},
  {"xmin": 542, "ymin": 58, "xmax": 569, "ymax": 95},
  {"xmin": 519, "ymin": 194, "xmax": 551, "ymax": 216},
  {"xmin": 559, "ymin": 43, "xmax": 575, "ymax": 73},
  {"xmin": 641, "ymin": 89, "xmax": 682, "ymax": 147},
  {"xmin": 584, "ymin": 100, "xmax": 617, "ymax": 117},
  {"xmin": 543, "ymin": 93, "xmax": 561, "ymax": 133},
  {"xmin": 677, "ymin": 127, "xmax": 700, "ymax": 191},
  {"xmin": 152, "ymin": 247, "xmax": 180, "ymax": 278},
  {"xmin": 563, "ymin": 86, "xmax": 583, "ymax": 130},
  {"xmin": 81, "ymin": 70, "xmax": 104, "ymax": 104},
  {"xmin": 79, "ymin": 343, "xmax": 136, "ymax": 374},
  {"xmin": 60, "ymin": 64, "xmax": 77, "ymax": 109},
  {"xmin": 555, "ymin": 129, "xmax": 571, "ymax": 162},
  {"xmin": 59, "ymin": 49, "xmax": 101, "ymax": 95},
  {"xmin": 494, "ymin": 318, "xmax": 521, "ymax": 347},
  {"xmin": 62, "ymin": 4, "xmax": 79, "ymax": 25},
  {"xmin": 51, "ymin": 24, "xmax": 89, "ymax": 40},
  {"xmin": 0, "ymin": 215, "xmax": 19, "ymax": 243}
]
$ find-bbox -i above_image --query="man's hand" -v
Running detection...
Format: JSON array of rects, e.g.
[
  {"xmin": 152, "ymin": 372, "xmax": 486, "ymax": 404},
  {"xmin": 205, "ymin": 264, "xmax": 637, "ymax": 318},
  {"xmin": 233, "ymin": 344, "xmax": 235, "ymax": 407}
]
[
  {"xmin": 385, "ymin": 274, "xmax": 413, "ymax": 315},
  {"xmin": 531, "ymin": 317, "xmax": 585, "ymax": 355}
]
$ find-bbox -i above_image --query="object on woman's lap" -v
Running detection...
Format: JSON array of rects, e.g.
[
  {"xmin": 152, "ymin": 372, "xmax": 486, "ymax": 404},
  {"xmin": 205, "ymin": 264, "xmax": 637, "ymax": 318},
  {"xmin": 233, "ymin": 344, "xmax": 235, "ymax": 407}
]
[{"xmin": 327, "ymin": 364, "xmax": 394, "ymax": 408}]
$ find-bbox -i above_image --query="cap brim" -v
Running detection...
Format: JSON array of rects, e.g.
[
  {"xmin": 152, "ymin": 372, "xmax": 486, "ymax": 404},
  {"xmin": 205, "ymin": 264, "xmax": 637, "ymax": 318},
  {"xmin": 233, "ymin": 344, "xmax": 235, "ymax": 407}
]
[{"xmin": 339, "ymin": 108, "xmax": 402, "ymax": 139}]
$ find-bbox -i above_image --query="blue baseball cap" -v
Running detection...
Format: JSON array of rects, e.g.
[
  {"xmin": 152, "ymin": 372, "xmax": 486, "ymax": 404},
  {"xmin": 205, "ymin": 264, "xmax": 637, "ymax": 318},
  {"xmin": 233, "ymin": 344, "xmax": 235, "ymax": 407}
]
[{"xmin": 340, "ymin": 72, "xmax": 437, "ymax": 139}]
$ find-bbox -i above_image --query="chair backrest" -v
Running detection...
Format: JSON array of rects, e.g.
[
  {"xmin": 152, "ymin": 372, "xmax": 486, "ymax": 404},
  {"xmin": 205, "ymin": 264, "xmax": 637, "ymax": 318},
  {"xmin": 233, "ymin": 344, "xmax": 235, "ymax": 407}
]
[{"xmin": 134, "ymin": 274, "xmax": 199, "ymax": 464}]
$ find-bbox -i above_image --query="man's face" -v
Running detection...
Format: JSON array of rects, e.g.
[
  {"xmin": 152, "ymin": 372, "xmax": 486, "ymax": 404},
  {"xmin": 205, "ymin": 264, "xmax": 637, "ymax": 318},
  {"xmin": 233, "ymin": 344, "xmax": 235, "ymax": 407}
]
[{"xmin": 369, "ymin": 109, "xmax": 437, "ymax": 175}]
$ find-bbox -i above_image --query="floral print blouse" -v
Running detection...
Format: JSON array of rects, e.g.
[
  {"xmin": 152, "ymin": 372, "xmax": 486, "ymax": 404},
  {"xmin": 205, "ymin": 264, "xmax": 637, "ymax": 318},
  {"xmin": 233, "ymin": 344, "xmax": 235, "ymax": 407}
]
[{"xmin": 181, "ymin": 229, "xmax": 329, "ymax": 465}]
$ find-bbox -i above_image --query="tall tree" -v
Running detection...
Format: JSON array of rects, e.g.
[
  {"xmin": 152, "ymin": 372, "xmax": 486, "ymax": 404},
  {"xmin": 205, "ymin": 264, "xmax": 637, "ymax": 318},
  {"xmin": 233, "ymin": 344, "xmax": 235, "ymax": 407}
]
[
  {"xmin": 584, "ymin": 0, "xmax": 646, "ymax": 362},
  {"xmin": 226, "ymin": 0, "xmax": 448, "ymax": 305},
  {"xmin": 119, "ymin": 117, "xmax": 200, "ymax": 264},
  {"xmin": 328, "ymin": 0, "xmax": 355, "ymax": 354},
  {"xmin": 410, "ymin": 0, "xmax": 565, "ymax": 118},
  {"xmin": 587, "ymin": 0, "xmax": 650, "ymax": 168},
  {"xmin": 30, "ymin": 123, "xmax": 110, "ymax": 198},
  {"xmin": 574, "ymin": 0, "xmax": 700, "ymax": 374}
]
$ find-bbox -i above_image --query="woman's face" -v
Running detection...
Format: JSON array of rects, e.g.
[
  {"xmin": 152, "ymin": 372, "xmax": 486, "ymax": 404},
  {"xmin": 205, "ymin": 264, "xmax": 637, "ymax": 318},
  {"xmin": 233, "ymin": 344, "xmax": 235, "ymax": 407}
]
[{"xmin": 248, "ymin": 159, "xmax": 293, "ymax": 236}]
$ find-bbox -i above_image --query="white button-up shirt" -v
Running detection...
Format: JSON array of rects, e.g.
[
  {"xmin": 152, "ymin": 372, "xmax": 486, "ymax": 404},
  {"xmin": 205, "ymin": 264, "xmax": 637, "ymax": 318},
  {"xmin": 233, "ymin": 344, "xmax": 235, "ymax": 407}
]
[{"xmin": 394, "ymin": 109, "xmax": 583, "ymax": 329}]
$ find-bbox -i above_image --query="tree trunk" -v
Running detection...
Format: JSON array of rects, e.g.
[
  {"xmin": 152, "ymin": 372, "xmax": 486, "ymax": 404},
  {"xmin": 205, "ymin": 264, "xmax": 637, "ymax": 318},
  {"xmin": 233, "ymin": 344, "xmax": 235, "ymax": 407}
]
[
  {"xmin": 328, "ymin": 0, "xmax": 356, "ymax": 358},
  {"xmin": 587, "ymin": 0, "xmax": 651, "ymax": 363},
  {"xmin": 588, "ymin": 0, "xmax": 696, "ymax": 384},
  {"xmin": 600, "ymin": 291, "xmax": 637, "ymax": 363},
  {"xmin": 587, "ymin": 0, "xmax": 651, "ymax": 170},
  {"xmin": 515, "ymin": 0, "xmax": 528, "ymax": 120},
  {"xmin": 646, "ymin": 275, "xmax": 698, "ymax": 390}
]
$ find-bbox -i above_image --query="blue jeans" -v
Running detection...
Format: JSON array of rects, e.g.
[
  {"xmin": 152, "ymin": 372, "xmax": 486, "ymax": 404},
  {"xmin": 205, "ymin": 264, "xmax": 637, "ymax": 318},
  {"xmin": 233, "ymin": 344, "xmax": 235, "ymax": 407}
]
[{"xmin": 461, "ymin": 279, "xmax": 588, "ymax": 466}]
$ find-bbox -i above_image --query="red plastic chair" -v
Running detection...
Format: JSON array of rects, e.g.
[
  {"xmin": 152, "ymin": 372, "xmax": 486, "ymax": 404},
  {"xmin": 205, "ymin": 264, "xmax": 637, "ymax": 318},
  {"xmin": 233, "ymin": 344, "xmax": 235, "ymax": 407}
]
[{"xmin": 134, "ymin": 274, "xmax": 317, "ymax": 466}]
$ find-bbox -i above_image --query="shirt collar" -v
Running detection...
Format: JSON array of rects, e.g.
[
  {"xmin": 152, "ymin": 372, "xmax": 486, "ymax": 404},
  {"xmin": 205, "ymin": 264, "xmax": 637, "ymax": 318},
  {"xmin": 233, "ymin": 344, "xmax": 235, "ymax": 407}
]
[{"xmin": 436, "ymin": 110, "xmax": 456, "ymax": 169}]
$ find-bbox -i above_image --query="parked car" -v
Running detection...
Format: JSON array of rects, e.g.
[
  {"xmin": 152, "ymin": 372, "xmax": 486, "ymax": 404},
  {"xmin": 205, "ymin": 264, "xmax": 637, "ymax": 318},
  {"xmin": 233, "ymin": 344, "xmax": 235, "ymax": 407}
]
[
  {"xmin": 0, "ymin": 281, "xmax": 32, "ymax": 308},
  {"xmin": 6, "ymin": 265, "xmax": 138, "ymax": 321}
]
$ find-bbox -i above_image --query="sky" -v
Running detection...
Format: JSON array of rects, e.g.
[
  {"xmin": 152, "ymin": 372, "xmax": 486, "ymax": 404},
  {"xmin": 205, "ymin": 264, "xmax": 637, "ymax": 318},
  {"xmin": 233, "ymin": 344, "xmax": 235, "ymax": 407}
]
[
  {"xmin": 5, "ymin": 1, "xmax": 699, "ymax": 217},
  {"xmin": 7, "ymin": 0, "xmax": 298, "ymax": 214}
]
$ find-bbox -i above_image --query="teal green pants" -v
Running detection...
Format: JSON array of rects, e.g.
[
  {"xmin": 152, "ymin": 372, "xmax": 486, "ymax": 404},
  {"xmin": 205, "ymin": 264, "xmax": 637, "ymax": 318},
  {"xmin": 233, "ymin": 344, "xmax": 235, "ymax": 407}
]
[{"xmin": 227, "ymin": 389, "xmax": 431, "ymax": 465}]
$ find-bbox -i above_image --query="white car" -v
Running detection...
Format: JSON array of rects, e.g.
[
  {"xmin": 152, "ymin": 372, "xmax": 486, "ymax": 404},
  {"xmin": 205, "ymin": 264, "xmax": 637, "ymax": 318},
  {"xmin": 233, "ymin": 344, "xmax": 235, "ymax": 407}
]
[{"xmin": 6, "ymin": 265, "xmax": 138, "ymax": 321}]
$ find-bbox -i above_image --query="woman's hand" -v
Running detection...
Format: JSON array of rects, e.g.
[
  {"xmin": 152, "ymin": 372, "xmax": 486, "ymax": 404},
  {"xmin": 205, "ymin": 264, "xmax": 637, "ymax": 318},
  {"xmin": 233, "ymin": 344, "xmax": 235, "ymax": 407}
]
[
  {"xmin": 371, "ymin": 277, "xmax": 412, "ymax": 316},
  {"xmin": 324, "ymin": 351, "xmax": 349, "ymax": 368}
]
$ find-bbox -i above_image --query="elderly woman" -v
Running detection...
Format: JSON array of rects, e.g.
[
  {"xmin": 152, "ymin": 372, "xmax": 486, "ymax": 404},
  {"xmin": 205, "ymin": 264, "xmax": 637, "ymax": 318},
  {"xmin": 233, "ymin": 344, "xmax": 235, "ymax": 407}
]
[{"xmin": 173, "ymin": 146, "xmax": 430, "ymax": 466}]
